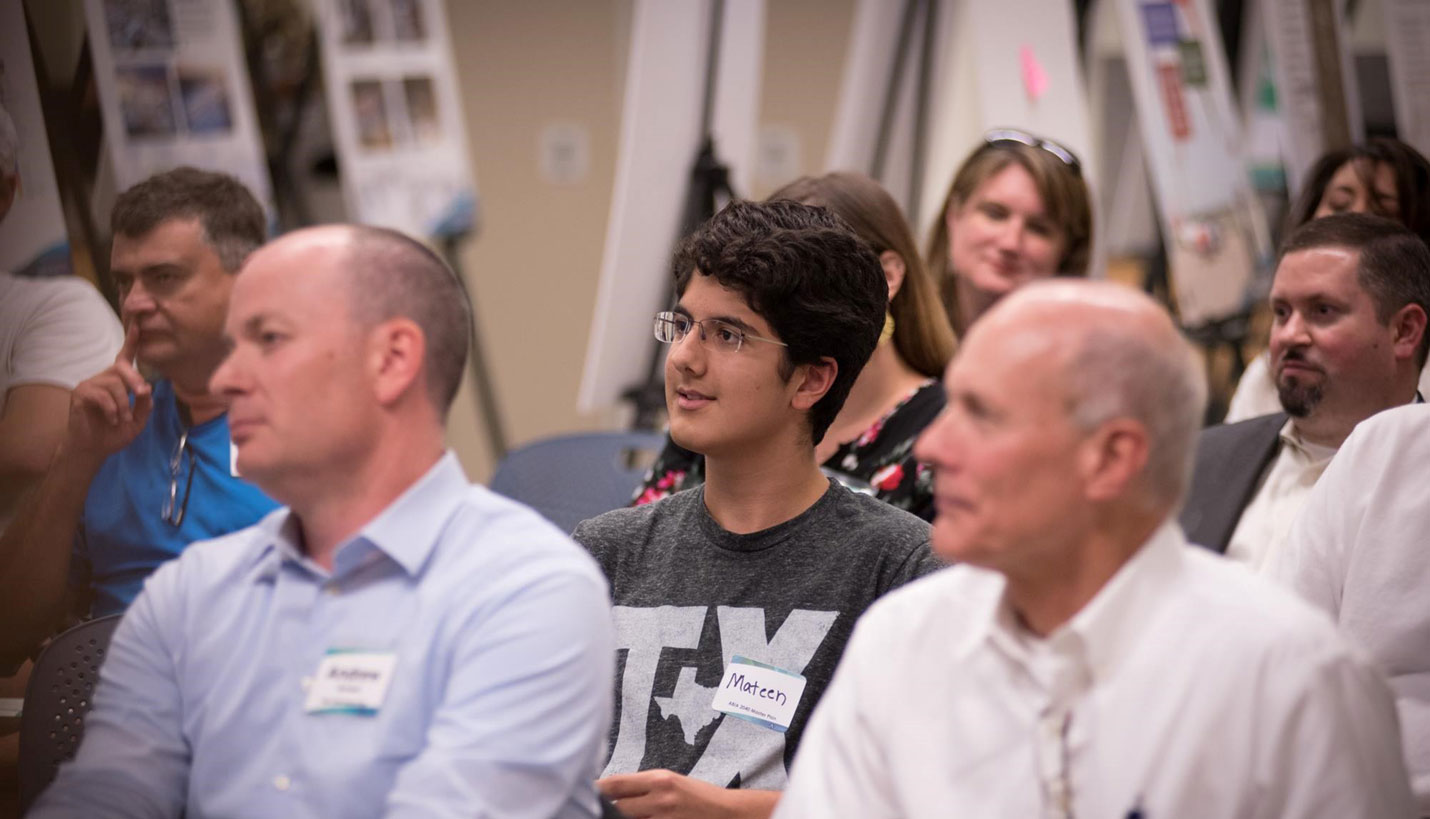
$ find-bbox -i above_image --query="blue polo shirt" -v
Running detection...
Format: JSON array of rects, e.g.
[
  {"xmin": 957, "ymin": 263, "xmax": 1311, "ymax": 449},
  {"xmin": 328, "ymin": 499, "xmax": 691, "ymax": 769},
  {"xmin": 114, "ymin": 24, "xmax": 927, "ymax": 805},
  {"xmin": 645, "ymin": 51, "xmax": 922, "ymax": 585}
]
[{"xmin": 73, "ymin": 379, "xmax": 278, "ymax": 616}]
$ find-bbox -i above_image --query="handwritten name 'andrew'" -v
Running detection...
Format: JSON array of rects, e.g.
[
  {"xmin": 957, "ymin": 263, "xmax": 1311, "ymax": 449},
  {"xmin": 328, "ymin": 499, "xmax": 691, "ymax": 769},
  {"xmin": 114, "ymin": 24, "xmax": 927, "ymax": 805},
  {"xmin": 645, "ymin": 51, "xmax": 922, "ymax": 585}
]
[
  {"xmin": 327, "ymin": 667, "xmax": 380, "ymax": 682},
  {"xmin": 725, "ymin": 672, "xmax": 788, "ymax": 706}
]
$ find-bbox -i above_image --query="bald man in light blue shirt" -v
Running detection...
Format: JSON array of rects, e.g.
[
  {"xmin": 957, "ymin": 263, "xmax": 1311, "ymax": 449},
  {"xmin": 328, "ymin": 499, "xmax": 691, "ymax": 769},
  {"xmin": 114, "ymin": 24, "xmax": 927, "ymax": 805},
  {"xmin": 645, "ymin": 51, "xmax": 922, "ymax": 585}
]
[{"xmin": 32, "ymin": 225, "xmax": 614, "ymax": 818}]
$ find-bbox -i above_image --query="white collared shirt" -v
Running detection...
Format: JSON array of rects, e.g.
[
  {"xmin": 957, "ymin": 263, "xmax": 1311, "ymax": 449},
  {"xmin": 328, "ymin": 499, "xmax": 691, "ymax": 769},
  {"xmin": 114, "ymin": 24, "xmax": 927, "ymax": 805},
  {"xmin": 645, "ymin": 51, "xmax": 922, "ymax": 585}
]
[
  {"xmin": 775, "ymin": 524, "xmax": 1413, "ymax": 819},
  {"xmin": 1272, "ymin": 404, "xmax": 1430, "ymax": 813},
  {"xmin": 1226, "ymin": 418, "xmax": 1337, "ymax": 572}
]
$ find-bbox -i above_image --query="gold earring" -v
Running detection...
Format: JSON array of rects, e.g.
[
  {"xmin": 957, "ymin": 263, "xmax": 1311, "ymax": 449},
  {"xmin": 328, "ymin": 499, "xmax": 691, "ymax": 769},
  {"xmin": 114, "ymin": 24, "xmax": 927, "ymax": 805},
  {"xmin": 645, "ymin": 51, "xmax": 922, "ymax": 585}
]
[{"xmin": 880, "ymin": 312, "xmax": 895, "ymax": 344}]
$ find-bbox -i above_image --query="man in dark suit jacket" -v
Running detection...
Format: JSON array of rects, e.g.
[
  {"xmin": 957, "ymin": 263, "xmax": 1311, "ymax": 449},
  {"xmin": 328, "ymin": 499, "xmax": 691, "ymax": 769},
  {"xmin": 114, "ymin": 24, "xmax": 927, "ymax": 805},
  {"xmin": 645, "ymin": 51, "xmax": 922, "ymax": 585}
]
[
  {"xmin": 1180, "ymin": 214, "xmax": 1429, "ymax": 560},
  {"xmin": 1180, "ymin": 412, "xmax": 1286, "ymax": 552}
]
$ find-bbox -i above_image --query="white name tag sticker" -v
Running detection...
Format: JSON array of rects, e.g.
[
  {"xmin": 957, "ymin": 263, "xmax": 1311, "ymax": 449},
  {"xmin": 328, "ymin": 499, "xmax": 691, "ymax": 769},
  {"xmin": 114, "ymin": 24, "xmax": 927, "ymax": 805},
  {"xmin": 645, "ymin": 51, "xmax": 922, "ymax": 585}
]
[
  {"xmin": 304, "ymin": 650, "xmax": 397, "ymax": 716},
  {"xmin": 710, "ymin": 655, "xmax": 806, "ymax": 733}
]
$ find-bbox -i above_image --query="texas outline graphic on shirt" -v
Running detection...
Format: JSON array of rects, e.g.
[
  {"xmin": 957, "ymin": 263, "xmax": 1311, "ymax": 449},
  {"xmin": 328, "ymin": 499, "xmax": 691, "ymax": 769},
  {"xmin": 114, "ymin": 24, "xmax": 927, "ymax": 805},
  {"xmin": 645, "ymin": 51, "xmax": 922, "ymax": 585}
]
[
  {"xmin": 655, "ymin": 666, "xmax": 720, "ymax": 744},
  {"xmin": 607, "ymin": 605, "xmax": 838, "ymax": 788}
]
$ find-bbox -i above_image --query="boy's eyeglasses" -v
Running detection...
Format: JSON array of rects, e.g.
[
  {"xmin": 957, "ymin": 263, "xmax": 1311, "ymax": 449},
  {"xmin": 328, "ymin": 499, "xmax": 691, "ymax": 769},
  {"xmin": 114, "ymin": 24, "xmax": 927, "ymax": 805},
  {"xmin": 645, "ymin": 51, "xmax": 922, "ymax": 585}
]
[
  {"xmin": 982, "ymin": 128, "xmax": 1082, "ymax": 176},
  {"xmin": 653, "ymin": 311, "xmax": 788, "ymax": 354}
]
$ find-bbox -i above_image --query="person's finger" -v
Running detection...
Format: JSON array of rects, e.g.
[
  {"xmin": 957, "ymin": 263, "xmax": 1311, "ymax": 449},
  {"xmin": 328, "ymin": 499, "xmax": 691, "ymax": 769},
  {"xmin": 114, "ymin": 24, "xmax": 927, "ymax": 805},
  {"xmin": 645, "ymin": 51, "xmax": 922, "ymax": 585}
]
[
  {"xmin": 74, "ymin": 379, "xmax": 120, "ymax": 426},
  {"xmin": 117, "ymin": 320, "xmax": 140, "ymax": 367},
  {"xmin": 95, "ymin": 372, "xmax": 137, "ymax": 423},
  {"xmin": 606, "ymin": 792, "xmax": 657, "ymax": 819},
  {"xmin": 596, "ymin": 771, "xmax": 657, "ymax": 800},
  {"xmin": 603, "ymin": 788, "xmax": 669, "ymax": 817},
  {"xmin": 112, "ymin": 355, "xmax": 150, "ymax": 397}
]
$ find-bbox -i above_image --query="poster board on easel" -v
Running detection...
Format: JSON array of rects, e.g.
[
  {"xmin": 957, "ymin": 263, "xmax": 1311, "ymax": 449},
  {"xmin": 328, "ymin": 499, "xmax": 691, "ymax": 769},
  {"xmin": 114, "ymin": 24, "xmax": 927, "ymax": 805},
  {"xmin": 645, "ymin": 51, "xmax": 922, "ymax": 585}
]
[
  {"xmin": 312, "ymin": 0, "xmax": 477, "ymax": 239},
  {"xmin": 84, "ymin": 0, "xmax": 274, "ymax": 215},
  {"xmin": 1112, "ymin": 0, "xmax": 1271, "ymax": 326},
  {"xmin": 1384, "ymin": 0, "xmax": 1430, "ymax": 158}
]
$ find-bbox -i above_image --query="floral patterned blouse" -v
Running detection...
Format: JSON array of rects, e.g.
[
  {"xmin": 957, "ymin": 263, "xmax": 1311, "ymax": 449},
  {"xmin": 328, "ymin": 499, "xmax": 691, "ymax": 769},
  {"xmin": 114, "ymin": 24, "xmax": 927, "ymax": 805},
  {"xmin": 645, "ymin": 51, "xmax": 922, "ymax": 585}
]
[{"xmin": 630, "ymin": 379, "xmax": 946, "ymax": 521}]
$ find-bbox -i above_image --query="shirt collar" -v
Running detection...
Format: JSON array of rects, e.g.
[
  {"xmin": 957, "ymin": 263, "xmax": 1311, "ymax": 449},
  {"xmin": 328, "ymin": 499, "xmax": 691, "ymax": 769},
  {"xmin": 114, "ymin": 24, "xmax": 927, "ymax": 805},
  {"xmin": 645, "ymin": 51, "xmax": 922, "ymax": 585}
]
[
  {"xmin": 971, "ymin": 521, "xmax": 1187, "ymax": 684},
  {"xmin": 1056, "ymin": 521, "xmax": 1184, "ymax": 679},
  {"xmin": 1278, "ymin": 418, "xmax": 1338, "ymax": 463},
  {"xmin": 244, "ymin": 452, "xmax": 469, "ymax": 583},
  {"xmin": 1281, "ymin": 392, "xmax": 1424, "ymax": 461}
]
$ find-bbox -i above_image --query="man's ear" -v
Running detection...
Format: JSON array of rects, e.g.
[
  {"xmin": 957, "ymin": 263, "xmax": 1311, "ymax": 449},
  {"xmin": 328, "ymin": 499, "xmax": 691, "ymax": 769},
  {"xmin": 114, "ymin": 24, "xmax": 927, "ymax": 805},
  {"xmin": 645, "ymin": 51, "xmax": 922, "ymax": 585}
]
[
  {"xmin": 369, "ymin": 317, "xmax": 426, "ymax": 406},
  {"xmin": 880, "ymin": 250, "xmax": 907, "ymax": 302},
  {"xmin": 1389, "ymin": 303, "xmax": 1427, "ymax": 364},
  {"xmin": 1079, "ymin": 418, "xmax": 1149, "ymax": 503},
  {"xmin": 790, "ymin": 356, "xmax": 838, "ymax": 412}
]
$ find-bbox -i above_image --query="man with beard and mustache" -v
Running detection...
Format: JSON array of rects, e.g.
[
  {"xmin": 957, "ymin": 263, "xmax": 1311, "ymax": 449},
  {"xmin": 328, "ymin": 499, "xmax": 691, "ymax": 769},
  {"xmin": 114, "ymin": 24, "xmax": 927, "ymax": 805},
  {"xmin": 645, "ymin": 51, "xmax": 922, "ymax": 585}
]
[{"xmin": 1180, "ymin": 213, "xmax": 1429, "ymax": 567}]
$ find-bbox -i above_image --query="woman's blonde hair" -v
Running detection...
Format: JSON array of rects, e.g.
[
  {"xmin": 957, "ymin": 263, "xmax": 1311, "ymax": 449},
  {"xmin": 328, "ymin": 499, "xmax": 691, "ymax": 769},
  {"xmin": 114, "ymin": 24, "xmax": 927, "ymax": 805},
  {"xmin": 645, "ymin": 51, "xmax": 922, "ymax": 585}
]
[
  {"xmin": 925, "ymin": 139, "xmax": 1093, "ymax": 335},
  {"xmin": 769, "ymin": 171, "xmax": 956, "ymax": 377}
]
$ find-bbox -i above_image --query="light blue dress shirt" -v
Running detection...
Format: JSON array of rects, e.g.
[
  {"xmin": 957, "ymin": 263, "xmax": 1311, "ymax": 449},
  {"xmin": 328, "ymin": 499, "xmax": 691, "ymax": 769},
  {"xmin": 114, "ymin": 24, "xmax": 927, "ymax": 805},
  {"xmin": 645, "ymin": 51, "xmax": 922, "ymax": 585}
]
[{"xmin": 34, "ymin": 452, "xmax": 615, "ymax": 819}]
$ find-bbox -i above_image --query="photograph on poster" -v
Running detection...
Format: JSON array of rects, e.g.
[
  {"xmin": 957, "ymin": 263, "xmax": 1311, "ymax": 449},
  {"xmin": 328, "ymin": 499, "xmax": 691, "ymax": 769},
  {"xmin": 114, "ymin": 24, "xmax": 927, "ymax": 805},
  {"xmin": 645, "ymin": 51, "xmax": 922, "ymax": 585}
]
[
  {"xmin": 339, "ymin": 0, "xmax": 374, "ymax": 45},
  {"xmin": 403, "ymin": 76, "xmax": 440, "ymax": 145},
  {"xmin": 391, "ymin": 0, "xmax": 427, "ymax": 42},
  {"xmin": 104, "ymin": 0, "xmax": 176, "ymax": 51},
  {"xmin": 351, "ymin": 79, "xmax": 393, "ymax": 149},
  {"xmin": 117, "ymin": 64, "xmax": 177, "ymax": 137},
  {"xmin": 178, "ymin": 66, "xmax": 233, "ymax": 134}
]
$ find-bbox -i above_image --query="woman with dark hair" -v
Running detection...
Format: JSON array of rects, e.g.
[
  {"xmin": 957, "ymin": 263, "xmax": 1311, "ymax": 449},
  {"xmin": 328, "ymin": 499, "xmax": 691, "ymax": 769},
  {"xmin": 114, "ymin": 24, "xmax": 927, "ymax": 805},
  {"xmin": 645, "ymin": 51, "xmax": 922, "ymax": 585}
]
[
  {"xmin": 1226, "ymin": 137, "xmax": 1430, "ymax": 421},
  {"xmin": 632, "ymin": 172, "xmax": 957, "ymax": 520},
  {"xmin": 1286, "ymin": 138, "xmax": 1430, "ymax": 245},
  {"xmin": 926, "ymin": 129, "xmax": 1094, "ymax": 336}
]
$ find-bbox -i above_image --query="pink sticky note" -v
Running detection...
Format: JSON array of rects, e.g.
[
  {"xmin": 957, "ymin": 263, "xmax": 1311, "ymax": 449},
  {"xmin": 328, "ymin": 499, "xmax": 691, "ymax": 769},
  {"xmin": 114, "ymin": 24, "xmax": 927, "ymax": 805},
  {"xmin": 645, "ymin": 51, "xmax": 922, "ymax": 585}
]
[{"xmin": 1021, "ymin": 45, "xmax": 1048, "ymax": 100}]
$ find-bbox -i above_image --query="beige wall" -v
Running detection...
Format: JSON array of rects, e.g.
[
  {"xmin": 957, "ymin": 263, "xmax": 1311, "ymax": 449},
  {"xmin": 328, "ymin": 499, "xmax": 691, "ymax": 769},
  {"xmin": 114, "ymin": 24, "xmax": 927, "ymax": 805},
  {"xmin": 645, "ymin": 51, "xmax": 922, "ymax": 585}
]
[
  {"xmin": 442, "ymin": 0, "xmax": 632, "ymax": 481},
  {"xmin": 443, "ymin": 0, "xmax": 855, "ymax": 482},
  {"xmin": 753, "ymin": 0, "xmax": 855, "ymax": 199}
]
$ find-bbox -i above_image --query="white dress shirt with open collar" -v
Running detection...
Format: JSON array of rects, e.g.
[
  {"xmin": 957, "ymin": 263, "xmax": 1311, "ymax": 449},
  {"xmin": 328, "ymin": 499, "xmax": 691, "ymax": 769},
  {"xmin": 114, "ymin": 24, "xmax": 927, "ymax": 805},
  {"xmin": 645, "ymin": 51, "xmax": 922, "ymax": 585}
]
[{"xmin": 776, "ymin": 523, "xmax": 1413, "ymax": 819}]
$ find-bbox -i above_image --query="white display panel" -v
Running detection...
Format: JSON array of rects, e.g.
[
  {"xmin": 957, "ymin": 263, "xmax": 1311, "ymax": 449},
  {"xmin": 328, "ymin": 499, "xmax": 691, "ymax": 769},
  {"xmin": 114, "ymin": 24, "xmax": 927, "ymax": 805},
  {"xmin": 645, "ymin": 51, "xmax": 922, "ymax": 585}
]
[
  {"xmin": 313, "ymin": 0, "xmax": 477, "ymax": 238},
  {"xmin": 85, "ymin": 0, "xmax": 273, "ymax": 215}
]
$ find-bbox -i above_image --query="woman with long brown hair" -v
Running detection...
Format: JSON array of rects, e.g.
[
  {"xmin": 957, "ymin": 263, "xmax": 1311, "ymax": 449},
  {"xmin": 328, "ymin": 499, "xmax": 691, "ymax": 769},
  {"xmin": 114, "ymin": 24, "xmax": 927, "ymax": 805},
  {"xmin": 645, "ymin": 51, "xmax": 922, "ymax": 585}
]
[{"xmin": 925, "ymin": 129, "xmax": 1093, "ymax": 336}]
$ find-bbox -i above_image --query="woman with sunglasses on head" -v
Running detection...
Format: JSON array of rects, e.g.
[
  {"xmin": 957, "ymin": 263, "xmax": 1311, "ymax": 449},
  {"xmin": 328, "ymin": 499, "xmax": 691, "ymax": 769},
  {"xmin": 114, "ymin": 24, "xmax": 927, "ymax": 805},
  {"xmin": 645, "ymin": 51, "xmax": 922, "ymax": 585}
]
[
  {"xmin": 926, "ymin": 129, "xmax": 1094, "ymax": 337},
  {"xmin": 1225, "ymin": 137, "xmax": 1430, "ymax": 421},
  {"xmin": 632, "ymin": 171, "xmax": 957, "ymax": 521}
]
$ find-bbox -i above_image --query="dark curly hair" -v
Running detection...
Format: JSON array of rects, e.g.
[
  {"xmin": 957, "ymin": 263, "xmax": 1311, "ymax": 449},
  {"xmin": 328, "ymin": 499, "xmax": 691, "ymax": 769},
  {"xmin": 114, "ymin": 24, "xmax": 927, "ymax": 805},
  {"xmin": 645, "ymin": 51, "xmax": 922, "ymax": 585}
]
[{"xmin": 671, "ymin": 199, "xmax": 887, "ymax": 444}]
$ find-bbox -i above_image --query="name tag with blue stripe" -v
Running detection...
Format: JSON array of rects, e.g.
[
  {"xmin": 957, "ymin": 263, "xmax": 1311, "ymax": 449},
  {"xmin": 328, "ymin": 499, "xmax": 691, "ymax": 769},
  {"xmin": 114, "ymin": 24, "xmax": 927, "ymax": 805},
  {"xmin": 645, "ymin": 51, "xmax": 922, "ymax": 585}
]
[{"xmin": 710, "ymin": 655, "xmax": 806, "ymax": 732}]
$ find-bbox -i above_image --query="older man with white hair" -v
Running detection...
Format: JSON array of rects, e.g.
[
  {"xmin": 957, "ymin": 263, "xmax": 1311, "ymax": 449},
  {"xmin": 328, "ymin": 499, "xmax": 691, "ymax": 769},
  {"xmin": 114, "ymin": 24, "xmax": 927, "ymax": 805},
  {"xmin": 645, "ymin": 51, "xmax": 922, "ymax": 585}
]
[{"xmin": 774, "ymin": 280, "xmax": 1413, "ymax": 818}]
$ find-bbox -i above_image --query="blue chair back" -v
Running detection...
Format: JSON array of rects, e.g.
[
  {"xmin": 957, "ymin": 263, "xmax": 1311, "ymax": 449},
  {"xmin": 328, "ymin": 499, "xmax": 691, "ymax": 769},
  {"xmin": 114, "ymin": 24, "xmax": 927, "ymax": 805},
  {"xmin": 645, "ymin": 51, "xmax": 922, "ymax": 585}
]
[{"xmin": 490, "ymin": 431, "xmax": 666, "ymax": 533}]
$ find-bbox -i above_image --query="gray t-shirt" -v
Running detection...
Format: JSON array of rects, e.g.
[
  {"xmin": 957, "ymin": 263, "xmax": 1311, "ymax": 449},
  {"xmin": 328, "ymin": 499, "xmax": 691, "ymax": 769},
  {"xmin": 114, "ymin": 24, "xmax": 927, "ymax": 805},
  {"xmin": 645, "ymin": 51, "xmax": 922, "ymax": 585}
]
[{"xmin": 572, "ymin": 480, "xmax": 939, "ymax": 790}]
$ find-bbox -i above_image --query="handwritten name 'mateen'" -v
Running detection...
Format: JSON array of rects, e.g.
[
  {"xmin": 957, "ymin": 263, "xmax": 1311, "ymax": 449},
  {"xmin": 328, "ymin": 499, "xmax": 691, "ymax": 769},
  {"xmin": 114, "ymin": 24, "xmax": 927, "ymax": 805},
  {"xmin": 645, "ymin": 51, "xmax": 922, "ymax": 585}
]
[{"xmin": 726, "ymin": 672, "xmax": 788, "ymax": 706}]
